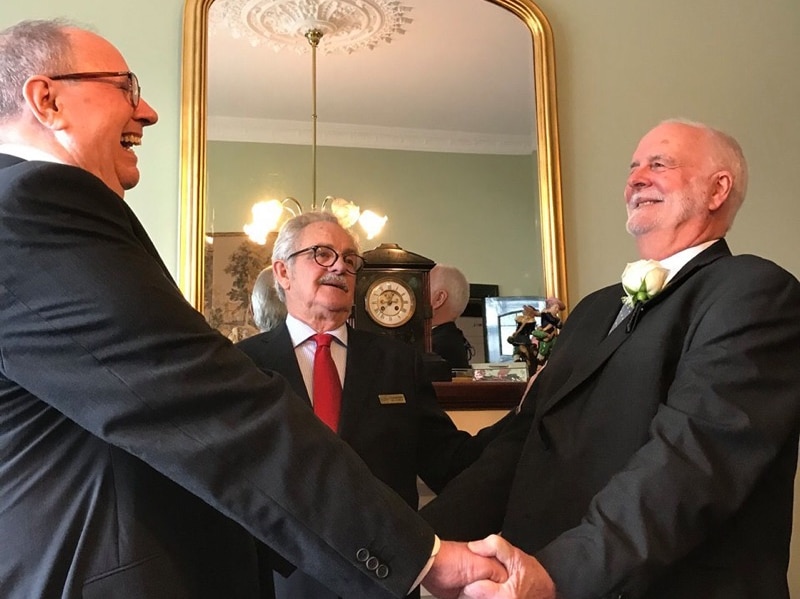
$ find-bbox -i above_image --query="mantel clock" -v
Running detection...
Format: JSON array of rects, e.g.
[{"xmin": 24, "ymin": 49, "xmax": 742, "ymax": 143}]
[{"xmin": 352, "ymin": 243, "xmax": 435, "ymax": 355}]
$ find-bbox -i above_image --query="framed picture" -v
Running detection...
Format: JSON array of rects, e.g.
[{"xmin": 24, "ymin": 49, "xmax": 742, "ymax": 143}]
[
  {"xmin": 483, "ymin": 296, "xmax": 547, "ymax": 363},
  {"xmin": 204, "ymin": 232, "xmax": 273, "ymax": 341},
  {"xmin": 455, "ymin": 283, "xmax": 500, "ymax": 363}
]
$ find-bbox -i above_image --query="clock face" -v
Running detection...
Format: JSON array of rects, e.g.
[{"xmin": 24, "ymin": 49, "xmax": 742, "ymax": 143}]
[{"xmin": 365, "ymin": 277, "xmax": 417, "ymax": 328}]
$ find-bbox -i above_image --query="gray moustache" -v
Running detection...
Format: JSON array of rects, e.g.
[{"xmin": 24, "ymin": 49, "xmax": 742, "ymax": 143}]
[{"xmin": 319, "ymin": 274, "xmax": 349, "ymax": 291}]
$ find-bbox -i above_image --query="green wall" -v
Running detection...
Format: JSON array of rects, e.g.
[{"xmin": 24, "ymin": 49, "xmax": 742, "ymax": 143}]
[
  {"xmin": 2, "ymin": 1, "xmax": 799, "ymax": 595},
  {"xmin": 208, "ymin": 141, "xmax": 542, "ymax": 295}
]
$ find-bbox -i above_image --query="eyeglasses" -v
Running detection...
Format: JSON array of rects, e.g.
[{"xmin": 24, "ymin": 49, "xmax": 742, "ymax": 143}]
[
  {"xmin": 47, "ymin": 71, "xmax": 140, "ymax": 108},
  {"xmin": 286, "ymin": 245, "xmax": 366, "ymax": 275}
]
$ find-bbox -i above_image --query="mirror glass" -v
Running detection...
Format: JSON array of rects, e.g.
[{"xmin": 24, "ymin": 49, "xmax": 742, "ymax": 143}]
[{"xmin": 179, "ymin": 0, "xmax": 567, "ymax": 333}]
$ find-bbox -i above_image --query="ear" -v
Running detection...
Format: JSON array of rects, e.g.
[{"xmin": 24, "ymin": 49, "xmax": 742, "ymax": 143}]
[
  {"xmin": 21, "ymin": 76, "xmax": 65, "ymax": 129},
  {"xmin": 272, "ymin": 260, "xmax": 291, "ymax": 292},
  {"xmin": 431, "ymin": 289, "xmax": 447, "ymax": 310},
  {"xmin": 707, "ymin": 170, "xmax": 733, "ymax": 212}
]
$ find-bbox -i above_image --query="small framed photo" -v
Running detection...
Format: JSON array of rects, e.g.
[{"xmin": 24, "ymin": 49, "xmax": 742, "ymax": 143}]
[{"xmin": 483, "ymin": 296, "xmax": 547, "ymax": 363}]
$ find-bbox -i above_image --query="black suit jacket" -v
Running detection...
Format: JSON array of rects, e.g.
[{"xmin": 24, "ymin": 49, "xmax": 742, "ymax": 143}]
[
  {"xmin": 431, "ymin": 321, "xmax": 471, "ymax": 369},
  {"xmin": 236, "ymin": 324, "xmax": 490, "ymax": 598},
  {"xmin": 0, "ymin": 155, "xmax": 433, "ymax": 599},
  {"xmin": 422, "ymin": 240, "xmax": 800, "ymax": 599}
]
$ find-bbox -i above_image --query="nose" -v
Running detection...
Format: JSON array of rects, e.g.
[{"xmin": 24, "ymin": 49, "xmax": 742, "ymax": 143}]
[
  {"xmin": 626, "ymin": 165, "xmax": 649, "ymax": 192},
  {"xmin": 329, "ymin": 254, "xmax": 350, "ymax": 275},
  {"xmin": 135, "ymin": 97, "xmax": 159, "ymax": 126}
]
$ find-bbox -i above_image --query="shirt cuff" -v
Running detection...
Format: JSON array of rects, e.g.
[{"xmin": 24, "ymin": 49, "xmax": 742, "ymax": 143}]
[{"xmin": 410, "ymin": 535, "xmax": 441, "ymax": 593}]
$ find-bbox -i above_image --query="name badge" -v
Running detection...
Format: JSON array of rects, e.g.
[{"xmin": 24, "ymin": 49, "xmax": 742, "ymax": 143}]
[{"xmin": 378, "ymin": 394, "xmax": 406, "ymax": 405}]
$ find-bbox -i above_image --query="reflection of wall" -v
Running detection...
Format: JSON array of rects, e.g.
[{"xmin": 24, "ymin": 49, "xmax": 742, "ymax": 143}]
[{"xmin": 208, "ymin": 141, "xmax": 542, "ymax": 296}]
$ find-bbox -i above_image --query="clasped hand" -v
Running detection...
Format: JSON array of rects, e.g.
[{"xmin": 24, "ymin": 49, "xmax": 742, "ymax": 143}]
[{"xmin": 423, "ymin": 536, "xmax": 556, "ymax": 599}]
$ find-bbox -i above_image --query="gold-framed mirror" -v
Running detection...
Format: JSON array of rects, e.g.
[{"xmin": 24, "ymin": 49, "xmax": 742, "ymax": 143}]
[{"xmin": 178, "ymin": 0, "xmax": 568, "ymax": 320}]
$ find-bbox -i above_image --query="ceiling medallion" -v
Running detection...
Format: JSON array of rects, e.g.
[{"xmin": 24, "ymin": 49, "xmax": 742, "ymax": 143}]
[{"xmin": 210, "ymin": 0, "xmax": 413, "ymax": 54}]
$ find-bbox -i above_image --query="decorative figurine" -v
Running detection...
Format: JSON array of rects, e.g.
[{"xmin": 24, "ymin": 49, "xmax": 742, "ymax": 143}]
[
  {"xmin": 507, "ymin": 304, "xmax": 542, "ymax": 375},
  {"xmin": 532, "ymin": 297, "xmax": 566, "ymax": 366},
  {"xmin": 506, "ymin": 297, "xmax": 566, "ymax": 376}
]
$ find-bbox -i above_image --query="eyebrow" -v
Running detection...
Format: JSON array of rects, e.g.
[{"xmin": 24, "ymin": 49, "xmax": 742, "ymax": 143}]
[
  {"xmin": 314, "ymin": 243, "xmax": 359, "ymax": 255},
  {"xmin": 629, "ymin": 154, "xmax": 678, "ymax": 169}
]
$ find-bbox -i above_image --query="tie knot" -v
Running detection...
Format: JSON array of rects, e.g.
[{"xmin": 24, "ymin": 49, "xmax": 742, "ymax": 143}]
[{"xmin": 313, "ymin": 333, "xmax": 334, "ymax": 348}]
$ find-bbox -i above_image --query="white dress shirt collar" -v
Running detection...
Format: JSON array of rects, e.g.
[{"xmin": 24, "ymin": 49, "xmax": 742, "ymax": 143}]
[
  {"xmin": 660, "ymin": 239, "xmax": 720, "ymax": 284},
  {"xmin": 285, "ymin": 314, "xmax": 348, "ymax": 348},
  {"xmin": 285, "ymin": 314, "xmax": 348, "ymax": 399},
  {"xmin": 0, "ymin": 143, "xmax": 65, "ymax": 164}
]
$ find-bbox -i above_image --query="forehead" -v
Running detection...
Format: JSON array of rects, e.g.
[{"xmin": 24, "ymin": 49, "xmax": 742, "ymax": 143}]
[
  {"xmin": 297, "ymin": 221, "xmax": 356, "ymax": 250},
  {"xmin": 64, "ymin": 28, "xmax": 129, "ymax": 70},
  {"xmin": 633, "ymin": 123, "xmax": 708, "ymax": 162}
]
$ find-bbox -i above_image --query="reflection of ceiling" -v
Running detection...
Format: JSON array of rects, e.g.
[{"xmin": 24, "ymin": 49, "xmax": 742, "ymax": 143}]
[
  {"xmin": 207, "ymin": 0, "xmax": 536, "ymax": 153},
  {"xmin": 209, "ymin": 0, "xmax": 414, "ymax": 55}
]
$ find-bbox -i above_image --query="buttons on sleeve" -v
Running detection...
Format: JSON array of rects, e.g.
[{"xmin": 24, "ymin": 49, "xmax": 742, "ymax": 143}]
[
  {"xmin": 355, "ymin": 547, "xmax": 391, "ymax": 580},
  {"xmin": 355, "ymin": 548, "xmax": 370, "ymax": 562}
]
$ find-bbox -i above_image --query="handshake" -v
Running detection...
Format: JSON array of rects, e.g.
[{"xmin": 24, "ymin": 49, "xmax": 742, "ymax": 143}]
[{"xmin": 421, "ymin": 535, "xmax": 556, "ymax": 599}]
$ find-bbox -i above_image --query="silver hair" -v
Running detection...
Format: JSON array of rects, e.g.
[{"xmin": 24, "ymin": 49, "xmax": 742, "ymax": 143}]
[
  {"xmin": 660, "ymin": 118, "xmax": 749, "ymax": 226},
  {"xmin": 271, "ymin": 211, "xmax": 360, "ymax": 302},
  {"xmin": 431, "ymin": 264, "xmax": 470, "ymax": 315},
  {"xmin": 0, "ymin": 19, "xmax": 77, "ymax": 123},
  {"xmin": 250, "ymin": 266, "xmax": 287, "ymax": 332}
]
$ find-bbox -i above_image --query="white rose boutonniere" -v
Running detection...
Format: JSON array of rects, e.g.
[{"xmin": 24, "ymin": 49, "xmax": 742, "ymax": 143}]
[{"xmin": 621, "ymin": 259, "xmax": 669, "ymax": 308}]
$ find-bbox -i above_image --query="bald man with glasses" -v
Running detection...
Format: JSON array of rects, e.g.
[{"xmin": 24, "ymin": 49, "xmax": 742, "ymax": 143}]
[{"xmin": 0, "ymin": 19, "xmax": 507, "ymax": 599}]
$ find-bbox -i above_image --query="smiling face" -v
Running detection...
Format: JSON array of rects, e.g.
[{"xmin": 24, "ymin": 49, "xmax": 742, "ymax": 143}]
[
  {"xmin": 45, "ymin": 28, "xmax": 158, "ymax": 196},
  {"xmin": 624, "ymin": 121, "xmax": 732, "ymax": 259},
  {"xmin": 273, "ymin": 221, "xmax": 358, "ymax": 331}
]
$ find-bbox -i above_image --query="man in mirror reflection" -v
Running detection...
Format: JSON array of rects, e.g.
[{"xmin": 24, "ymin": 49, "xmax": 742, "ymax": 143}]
[
  {"xmin": 0, "ymin": 19, "xmax": 507, "ymax": 599},
  {"xmin": 251, "ymin": 265, "xmax": 287, "ymax": 332},
  {"xmin": 420, "ymin": 119, "xmax": 800, "ymax": 598},
  {"xmin": 429, "ymin": 264, "xmax": 474, "ymax": 370},
  {"xmin": 236, "ymin": 211, "xmax": 496, "ymax": 599}
]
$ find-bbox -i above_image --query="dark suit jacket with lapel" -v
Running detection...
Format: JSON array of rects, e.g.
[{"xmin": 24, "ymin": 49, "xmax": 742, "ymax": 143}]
[
  {"xmin": 432, "ymin": 321, "xmax": 472, "ymax": 369},
  {"xmin": 236, "ymin": 323, "xmax": 490, "ymax": 598},
  {"xmin": 0, "ymin": 155, "xmax": 434, "ymax": 599},
  {"xmin": 421, "ymin": 240, "xmax": 800, "ymax": 599}
]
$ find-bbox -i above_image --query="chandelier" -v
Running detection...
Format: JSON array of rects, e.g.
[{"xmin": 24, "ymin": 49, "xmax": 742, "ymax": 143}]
[{"xmin": 210, "ymin": 0, "xmax": 413, "ymax": 244}]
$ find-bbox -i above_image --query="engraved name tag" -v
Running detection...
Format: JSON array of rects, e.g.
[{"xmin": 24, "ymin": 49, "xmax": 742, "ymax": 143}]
[{"xmin": 378, "ymin": 394, "xmax": 406, "ymax": 405}]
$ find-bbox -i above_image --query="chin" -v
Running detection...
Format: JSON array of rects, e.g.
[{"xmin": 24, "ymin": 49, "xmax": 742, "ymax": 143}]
[
  {"xmin": 120, "ymin": 176, "xmax": 140, "ymax": 192},
  {"xmin": 626, "ymin": 217, "xmax": 652, "ymax": 236}
]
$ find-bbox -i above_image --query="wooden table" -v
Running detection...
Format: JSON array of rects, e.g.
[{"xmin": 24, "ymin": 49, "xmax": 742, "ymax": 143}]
[{"xmin": 432, "ymin": 380, "xmax": 525, "ymax": 411}]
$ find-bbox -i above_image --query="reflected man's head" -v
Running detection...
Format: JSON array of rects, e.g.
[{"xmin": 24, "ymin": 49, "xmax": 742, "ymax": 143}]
[
  {"xmin": 430, "ymin": 264, "xmax": 470, "ymax": 326},
  {"xmin": 251, "ymin": 265, "xmax": 287, "ymax": 332}
]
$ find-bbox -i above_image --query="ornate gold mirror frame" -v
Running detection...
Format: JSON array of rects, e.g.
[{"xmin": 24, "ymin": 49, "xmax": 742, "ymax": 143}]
[{"xmin": 178, "ymin": 0, "xmax": 568, "ymax": 312}]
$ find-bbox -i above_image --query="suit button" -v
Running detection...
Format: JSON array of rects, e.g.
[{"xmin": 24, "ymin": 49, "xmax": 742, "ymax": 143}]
[
  {"xmin": 375, "ymin": 564, "xmax": 390, "ymax": 579},
  {"xmin": 365, "ymin": 556, "xmax": 380, "ymax": 571},
  {"xmin": 356, "ymin": 548, "xmax": 370, "ymax": 562}
]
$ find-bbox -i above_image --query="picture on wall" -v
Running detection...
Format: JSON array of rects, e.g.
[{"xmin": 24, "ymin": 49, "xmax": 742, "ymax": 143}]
[{"xmin": 204, "ymin": 232, "xmax": 272, "ymax": 341}]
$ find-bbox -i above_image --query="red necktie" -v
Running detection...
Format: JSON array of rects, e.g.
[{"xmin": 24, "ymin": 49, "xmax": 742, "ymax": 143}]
[{"xmin": 312, "ymin": 333, "xmax": 341, "ymax": 431}]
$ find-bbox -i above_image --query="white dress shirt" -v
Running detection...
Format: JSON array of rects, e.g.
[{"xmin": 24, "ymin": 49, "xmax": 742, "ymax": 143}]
[
  {"xmin": 285, "ymin": 314, "xmax": 347, "ymax": 403},
  {"xmin": 659, "ymin": 239, "xmax": 720, "ymax": 285},
  {"xmin": 0, "ymin": 143, "xmax": 63, "ymax": 164}
]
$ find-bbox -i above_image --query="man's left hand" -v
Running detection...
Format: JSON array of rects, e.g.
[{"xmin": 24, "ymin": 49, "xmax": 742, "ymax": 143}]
[
  {"xmin": 422, "ymin": 539, "xmax": 508, "ymax": 599},
  {"xmin": 459, "ymin": 535, "xmax": 556, "ymax": 599}
]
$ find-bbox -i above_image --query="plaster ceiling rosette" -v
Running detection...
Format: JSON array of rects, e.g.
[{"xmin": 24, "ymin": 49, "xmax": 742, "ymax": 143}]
[{"xmin": 210, "ymin": 0, "xmax": 413, "ymax": 54}]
